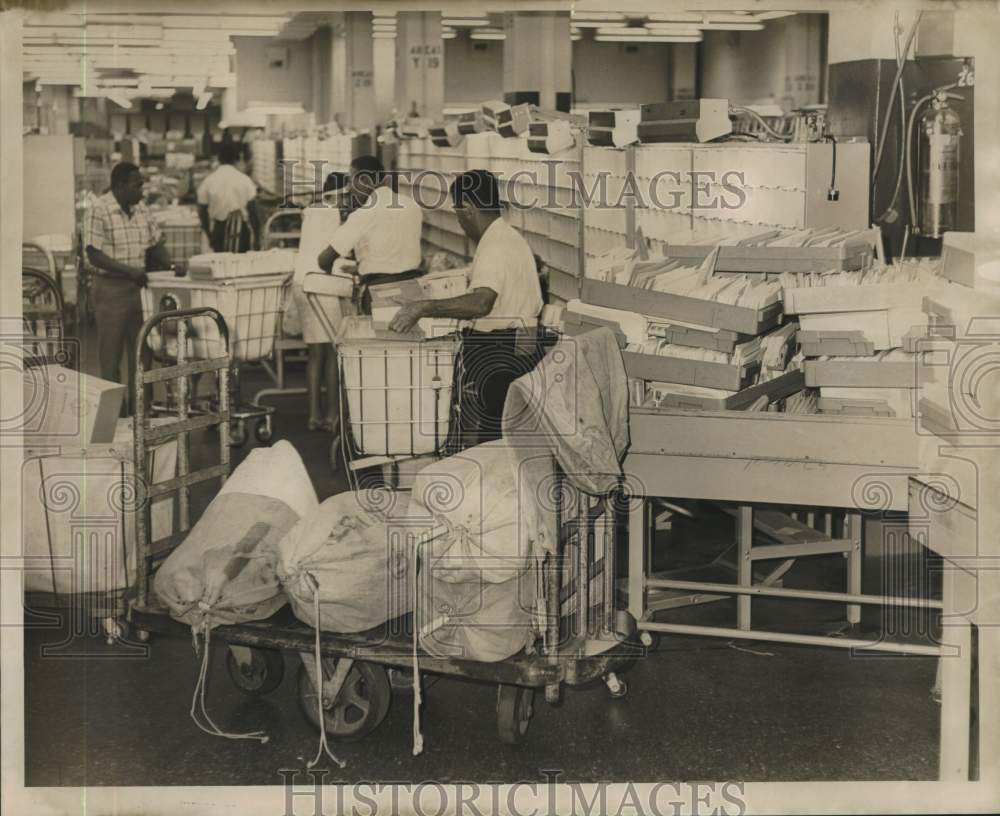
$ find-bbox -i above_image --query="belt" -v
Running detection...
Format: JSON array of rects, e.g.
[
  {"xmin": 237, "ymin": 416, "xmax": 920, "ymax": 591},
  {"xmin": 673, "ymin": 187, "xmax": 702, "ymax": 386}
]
[{"xmin": 359, "ymin": 268, "xmax": 423, "ymax": 287}]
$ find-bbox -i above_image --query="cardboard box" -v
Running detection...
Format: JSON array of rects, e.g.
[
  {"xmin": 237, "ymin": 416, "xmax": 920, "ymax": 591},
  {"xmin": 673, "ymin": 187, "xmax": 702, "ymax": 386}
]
[{"xmin": 22, "ymin": 366, "xmax": 125, "ymax": 445}]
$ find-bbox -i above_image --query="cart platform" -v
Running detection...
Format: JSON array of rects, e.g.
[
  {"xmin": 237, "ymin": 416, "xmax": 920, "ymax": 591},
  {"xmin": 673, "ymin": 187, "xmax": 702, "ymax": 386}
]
[{"xmin": 131, "ymin": 601, "xmax": 642, "ymax": 689}]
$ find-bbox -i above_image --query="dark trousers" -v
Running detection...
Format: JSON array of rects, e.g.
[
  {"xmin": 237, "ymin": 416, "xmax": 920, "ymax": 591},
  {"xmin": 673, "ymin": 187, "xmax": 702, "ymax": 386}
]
[
  {"xmin": 457, "ymin": 328, "xmax": 542, "ymax": 446},
  {"xmin": 210, "ymin": 218, "xmax": 251, "ymax": 253},
  {"xmin": 93, "ymin": 277, "xmax": 151, "ymax": 412}
]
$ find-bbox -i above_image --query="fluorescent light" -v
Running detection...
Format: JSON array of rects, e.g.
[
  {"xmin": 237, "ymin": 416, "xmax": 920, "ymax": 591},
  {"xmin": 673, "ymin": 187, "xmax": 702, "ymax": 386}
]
[
  {"xmin": 441, "ymin": 30, "xmax": 457, "ymax": 39},
  {"xmin": 698, "ymin": 22, "xmax": 765, "ymax": 31},
  {"xmin": 571, "ymin": 12, "xmax": 625, "ymax": 22},
  {"xmin": 643, "ymin": 24, "xmax": 703, "ymax": 36},
  {"xmin": 571, "ymin": 20, "xmax": 626, "ymax": 28},
  {"xmin": 596, "ymin": 26, "xmax": 653, "ymax": 36},
  {"xmin": 442, "ymin": 18, "xmax": 489, "ymax": 26},
  {"xmin": 755, "ymin": 11, "xmax": 796, "ymax": 20},
  {"xmin": 469, "ymin": 30, "xmax": 505, "ymax": 40},
  {"xmin": 372, "ymin": 32, "xmax": 396, "ymax": 39},
  {"xmin": 595, "ymin": 34, "xmax": 702, "ymax": 43}
]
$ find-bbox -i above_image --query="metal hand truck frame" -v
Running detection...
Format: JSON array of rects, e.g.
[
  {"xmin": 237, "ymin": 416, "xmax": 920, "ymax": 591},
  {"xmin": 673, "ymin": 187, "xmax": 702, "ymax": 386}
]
[{"xmin": 127, "ymin": 306, "xmax": 641, "ymax": 744}]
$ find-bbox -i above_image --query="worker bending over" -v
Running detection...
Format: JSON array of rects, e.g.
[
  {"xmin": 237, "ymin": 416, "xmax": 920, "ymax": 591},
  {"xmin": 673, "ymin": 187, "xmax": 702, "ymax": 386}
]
[
  {"xmin": 84, "ymin": 161, "xmax": 180, "ymax": 412},
  {"xmin": 316, "ymin": 156, "xmax": 423, "ymax": 313},
  {"xmin": 197, "ymin": 142, "xmax": 259, "ymax": 252},
  {"xmin": 390, "ymin": 169, "xmax": 543, "ymax": 444}
]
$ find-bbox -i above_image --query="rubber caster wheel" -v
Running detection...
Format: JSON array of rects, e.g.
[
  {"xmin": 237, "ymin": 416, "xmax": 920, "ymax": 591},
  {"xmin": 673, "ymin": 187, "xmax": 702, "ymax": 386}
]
[
  {"xmin": 254, "ymin": 417, "xmax": 273, "ymax": 444},
  {"xmin": 496, "ymin": 684, "xmax": 534, "ymax": 745},
  {"xmin": 102, "ymin": 617, "xmax": 125, "ymax": 645},
  {"xmin": 226, "ymin": 647, "xmax": 285, "ymax": 696},
  {"xmin": 229, "ymin": 420, "xmax": 247, "ymax": 447},
  {"xmin": 298, "ymin": 662, "xmax": 391, "ymax": 743},
  {"xmin": 605, "ymin": 672, "xmax": 628, "ymax": 699},
  {"xmin": 639, "ymin": 631, "xmax": 658, "ymax": 649}
]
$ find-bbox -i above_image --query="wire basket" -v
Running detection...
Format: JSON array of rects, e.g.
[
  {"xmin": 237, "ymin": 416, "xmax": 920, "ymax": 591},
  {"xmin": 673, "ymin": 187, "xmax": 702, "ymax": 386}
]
[
  {"xmin": 338, "ymin": 333, "xmax": 459, "ymax": 457},
  {"xmin": 140, "ymin": 272, "xmax": 290, "ymax": 363}
]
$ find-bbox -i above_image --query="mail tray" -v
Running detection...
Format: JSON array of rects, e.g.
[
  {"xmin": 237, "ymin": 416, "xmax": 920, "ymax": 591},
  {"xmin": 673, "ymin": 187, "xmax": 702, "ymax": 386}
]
[
  {"xmin": 581, "ymin": 277, "xmax": 782, "ymax": 335},
  {"xmin": 648, "ymin": 369, "xmax": 804, "ymax": 412},
  {"xmin": 624, "ymin": 350, "xmax": 759, "ymax": 391},
  {"xmin": 804, "ymin": 359, "xmax": 917, "ymax": 389}
]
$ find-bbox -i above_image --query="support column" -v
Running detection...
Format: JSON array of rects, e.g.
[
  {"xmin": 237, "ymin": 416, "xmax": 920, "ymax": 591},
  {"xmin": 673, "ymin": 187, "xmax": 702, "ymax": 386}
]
[
  {"xmin": 502, "ymin": 12, "xmax": 572, "ymax": 112},
  {"xmin": 331, "ymin": 12, "xmax": 376, "ymax": 137},
  {"xmin": 394, "ymin": 12, "xmax": 444, "ymax": 121}
]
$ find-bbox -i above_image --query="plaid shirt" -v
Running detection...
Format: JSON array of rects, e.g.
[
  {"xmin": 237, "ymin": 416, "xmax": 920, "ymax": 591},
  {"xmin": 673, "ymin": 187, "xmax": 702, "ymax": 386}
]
[{"xmin": 83, "ymin": 192, "xmax": 162, "ymax": 270}]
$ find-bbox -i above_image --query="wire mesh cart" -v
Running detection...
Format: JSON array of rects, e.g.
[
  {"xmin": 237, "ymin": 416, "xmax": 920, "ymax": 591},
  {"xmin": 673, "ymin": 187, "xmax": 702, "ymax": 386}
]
[
  {"xmin": 127, "ymin": 306, "xmax": 641, "ymax": 745},
  {"xmin": 140, "ymin": 270, "xmax": 291, "ymax": 446},
  {"xmin": 302, "ymin": 273, "xmax": 463, "ymax": 483}
]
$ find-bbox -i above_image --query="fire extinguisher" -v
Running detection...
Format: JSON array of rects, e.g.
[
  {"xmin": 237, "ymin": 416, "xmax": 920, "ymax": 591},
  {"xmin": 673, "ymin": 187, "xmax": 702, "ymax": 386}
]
[{"xmin": 907, "ymin": 85, "xmax": 964, "ymax": 239}]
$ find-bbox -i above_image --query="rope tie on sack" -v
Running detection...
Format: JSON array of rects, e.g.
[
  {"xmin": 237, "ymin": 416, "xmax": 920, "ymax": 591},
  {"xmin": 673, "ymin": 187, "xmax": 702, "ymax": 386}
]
[
  {"xmin": 305, "ymin": 572, "xmax": 346, "ymax": 770},
  {"xmin": 189, "ymin": 606, "xmax": 269, "ymax": 744}
]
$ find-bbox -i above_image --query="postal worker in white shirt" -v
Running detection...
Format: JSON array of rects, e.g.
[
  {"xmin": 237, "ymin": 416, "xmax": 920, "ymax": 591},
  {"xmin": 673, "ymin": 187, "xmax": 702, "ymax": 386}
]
[
  {"xmin": 317, "ymin": 155, "xmax": 423, "ymax": 313},
  {"xmin": 390, "ymin": 169, "xmax": 544, "ymax": 444},
  {"xmin": 197, "ymin": 142, "xmax": 259, "ymax": 252}
]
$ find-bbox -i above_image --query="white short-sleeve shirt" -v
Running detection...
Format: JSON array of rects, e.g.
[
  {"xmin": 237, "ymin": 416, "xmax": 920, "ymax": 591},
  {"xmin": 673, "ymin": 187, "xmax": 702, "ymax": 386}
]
[
  {"xmin": 196, "ymin": 164, "xmax": 257, "ymax": 223},
  {"xmin": 468, "ymin": 217, "xmax": 543, "ymax": 332},
  {"xmin": 327, "ymin": 186, "xmax": 423, "ymax": 278}
]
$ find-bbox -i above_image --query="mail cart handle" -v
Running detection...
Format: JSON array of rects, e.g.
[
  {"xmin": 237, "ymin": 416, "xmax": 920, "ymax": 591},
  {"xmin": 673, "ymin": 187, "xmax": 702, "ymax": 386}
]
[{"xmin": 136, "ymin": 306, "xmax": 231, "ymax": 358}]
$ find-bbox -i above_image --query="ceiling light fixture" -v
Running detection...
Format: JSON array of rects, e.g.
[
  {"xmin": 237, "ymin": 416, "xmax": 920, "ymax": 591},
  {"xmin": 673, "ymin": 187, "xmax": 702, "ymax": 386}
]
[{"xmin": 594, "ymin": 34, "xmax": 703, "ymax": 43}]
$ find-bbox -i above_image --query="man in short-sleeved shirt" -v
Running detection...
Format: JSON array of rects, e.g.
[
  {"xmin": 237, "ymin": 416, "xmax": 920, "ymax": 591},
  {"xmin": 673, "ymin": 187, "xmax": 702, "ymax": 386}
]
[
  {"xmin": 389, "ymin": 169, "xmax": 543, "ymax": 443},
  {"xmin": 317, "ymin": 156, "xmax": 423, "ymax": 312},
  {"xmin": 85, "ymin": 162, "xmax": 178, "ymax": 409},
  {"xmin": 197, "ymin": 143, "xmax": 259, "ymax": 252}
]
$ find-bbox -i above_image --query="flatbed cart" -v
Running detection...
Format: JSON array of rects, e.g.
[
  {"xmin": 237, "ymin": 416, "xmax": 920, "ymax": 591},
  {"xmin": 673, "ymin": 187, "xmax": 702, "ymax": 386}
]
[{"xmin": 127, "ymin": 306, "xmax": 642, "ymax": 745}]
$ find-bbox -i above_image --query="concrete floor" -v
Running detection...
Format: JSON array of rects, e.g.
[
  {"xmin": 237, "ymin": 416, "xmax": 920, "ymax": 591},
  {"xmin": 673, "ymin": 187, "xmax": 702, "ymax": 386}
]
[{"xmin": 22, "ymin": 329, "xmax": 942, "ymax": 785}]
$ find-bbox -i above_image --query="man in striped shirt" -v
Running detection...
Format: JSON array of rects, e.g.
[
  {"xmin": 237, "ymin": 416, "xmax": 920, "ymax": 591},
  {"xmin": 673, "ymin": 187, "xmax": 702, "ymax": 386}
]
[{"xmin": 84, "ymin": 162, "xmax": 179, "ymax": 410}]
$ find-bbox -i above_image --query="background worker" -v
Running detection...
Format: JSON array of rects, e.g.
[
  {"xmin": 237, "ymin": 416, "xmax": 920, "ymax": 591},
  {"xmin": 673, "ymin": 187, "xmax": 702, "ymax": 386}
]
[
  {"xmin": 389, "ymin": 169, "xmax": 543, "ymax": 444},
  {"xmin": 197, "ymin": 142, "xmax": 259, "ymax": 252},
  {"xmin": 316, "ymin": 155, "xmax": 423, "ymax": 314},
  {"xmin": 291, "ymin": 173, "xmax": 353, "ymax": 434},
  {"xmin": 84, "ymin": 161, "xmax": 181, "ymax": 412}
]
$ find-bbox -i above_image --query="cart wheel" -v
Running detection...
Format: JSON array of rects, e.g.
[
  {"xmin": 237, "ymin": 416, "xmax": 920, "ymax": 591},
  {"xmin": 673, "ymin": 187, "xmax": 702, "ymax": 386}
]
[
  {"xmin": 229, "ymin": 419, "xmax": 247, "ymax": 447},
  {"xmin": 604, "ymin": 672, "xmax": 628, "ymax": 700},
  {"xmin": 102, "ymin": 617, "xmax": 125, "ymax": 645},
  {"xmin": 254, "ymin": 417, "xmax": 273, "ymax": 444},
  {"xmin": 297, "ymin": 662, "xmax": 391, "ymax": 742},
  {"xmin": 496, "ymin": 684, "xmax": 534, "ymax": 745},
  {"xmin": 226, "ymin": 648, "xmax": 285, "ymax": 696}
]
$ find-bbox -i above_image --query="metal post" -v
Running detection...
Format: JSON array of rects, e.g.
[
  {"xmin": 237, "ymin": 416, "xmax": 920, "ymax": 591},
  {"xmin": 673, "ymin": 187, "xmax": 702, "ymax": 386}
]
[
  {"xmin": 576, "ymin": 495, "xmax": 589, "ymax": 640},
  {"xmin": 846, "ymin": 511, "xmax": 862, "ymax": 624},
  {"xmin": 176, "ymin": 319, "xmax": 190, "ymax": 534},
  {"xmin": 737, "ymin": 504, "xmax": 752, "ymax": 631},
  {"xmin": 627, "ymin": 498, "xmax": 648, "ymax": 621}
]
